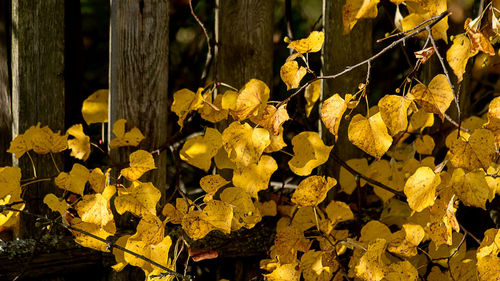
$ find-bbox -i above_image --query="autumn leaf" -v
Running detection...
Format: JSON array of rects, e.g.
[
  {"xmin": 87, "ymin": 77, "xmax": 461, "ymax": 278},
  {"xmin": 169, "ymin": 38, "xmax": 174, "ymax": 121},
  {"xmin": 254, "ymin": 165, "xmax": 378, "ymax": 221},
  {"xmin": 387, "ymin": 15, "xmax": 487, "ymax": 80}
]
[
  {"xmin": 180, "ymin": 127, "xmax": 223, "ymax": 171},
  {"xmin": 54, "ymin": 163, "xmax": 90, "ymax": 196},
  {"xmin": 304, "ymin": 80, "xmax": 321, "ymax": 117},
  {"xmin": 342, "ymin": 0, "xmax": 380, "ymax": 34},
  {"xmin": 404, "ymin": 167, "xmax": 440, "ymax": 212},
  {"xmin": 408, "ymin": 109, "xmax": 434, "ymax": 133},
  {"xmin": 254, "ymin": 200, "xmax": 277, "ymax": 217},
  {"xmin": 109, "ymin": 119, "xmax": 145, "ymax": 149},
  {"xmin": 264, "ymin": 127, "xmax": 287, "ymax": 153},
  {"xmin": 451, "ymin": 168, "xmax": 494, "ymax": 209},
  {"xmin": 264, "ymin": 263, "xmax": 300, "ymax": 281},
  {"xmin": 0, "ymin": 166, "xmax": 22, "ymax": 201},
  {"xmin": 448, "ymin": 128, "xmax": 495, "ymax": 170},
  {"xmin": 200, "ymin": 174, "xmax": 230, "ymax": 202},
  {"xmin": 402, "ymin": 12, "xmax": 448, "ymax": 43},
  {"xmin": 221, "ymin": 122, "xmax": 270, "ymax": 167},
  {"xmin": 43, "ymin": 193, "xmax": 70, "ymax": 217},
  {"xmin": 355, "ymin": 238, "xmax": 387, "ymax": 281},
  {"xmin": 446, "ymin": 34, "xmax": 473, "ymax": 82},
  {"xmin": 89, "ymin": 168, "xmax": 107, "ymax": 193},
  {"xmin": 270, "ymin": 225, "xmax": 311, "ymax": 262},
  {"xmin": 171, "ymin": 88, "xmax": 204, "ymax": 128},
  {"xmin": 75, "ymin": 186, "xmax": 115, "ymax": 228},
  {"xmin": 348, "ymin": 112, "xmax": 393, "ymax": 159},
  {"xmin": 388, "ymin": 224, "xmax": 425, "ymax": 257},
  {"xmin": 291, "ymin": 176, "xmax": 337, "ymax": 207},
  {"xmin": 67, "ymin": 124, "xmax": 91, "ymax": 161},
  {"xmin": 378, "ymin": 94, "xmax": 413, "ymax": 136},
  {"xmin": 233, "ymin": 155, "xmax": 278, "ymax": 198},
  {"xmin": 70, "ymin": 218, "xmax": 115, "ymax": 252},
  {"xmin": 465, "ymin": 18, "xmax": 495, "ymax": 56},
  {"xmin": 198, "ymin": 92, "xmax": 228, "ymax": 123},
  {"xmin": 410, "ymin": 74, "xmax": 454, "ymax": 121},
  {"xmin": 288, "ymin": 131, "xmax": 333, "ymax": 176},
  {"xmin": 300, "ymin": 250, "xmax": 338, "ymax": 281},
  {"xmin": 484, "ymin": 96, "xmax": 500, "ymax": 146},
  {"xmin": 230, "ymin": 79, "xmax": 270, "ymax": 121},
  {"xmin": 415, "ymin": 135, "xmax": 435, "ymax": 155},
  {"xmin": 280, "ymin": 60, "xmax": 307, "ymax": 90},
  {"xmin": 115, "ymin": 182, "xmax": 161, "ymax": 218},
  {"xmin": 476, "ymin": 228, "xmax": 500, "ymax": 281},
  {"xmin": 198, "ymin": 200, "xmax": 233, "ymax": 235},
  {"xmin": 321, "ymin": 94, "xmax": 352, "ymax": 140},
  {"xmin": 82, "ymin": 89, "xmax": 108, "ymax": 125},
  {"xmin": 120, "ymin": 150, "xmax": 156, "ymax": 182},
  {"xmin": 324, "ymin": 201, "xmax": 354, "ymax": 225},
  {"xmin": 287, "ymin": 31, "xmax": 324, "ymax": 53},
  {"xmin": 250, "ymin": 104, "xmax": 290, "ymax": 136},
  {"xmin": 220, "ymin": 187, "xmax": 262, "ymax": 230}
]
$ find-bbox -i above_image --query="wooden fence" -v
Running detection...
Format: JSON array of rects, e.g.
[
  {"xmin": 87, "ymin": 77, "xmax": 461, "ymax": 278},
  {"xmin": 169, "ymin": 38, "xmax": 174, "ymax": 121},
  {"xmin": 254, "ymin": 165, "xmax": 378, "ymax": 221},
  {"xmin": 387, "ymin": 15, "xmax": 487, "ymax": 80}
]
[{"xmin": 0, "ymin": 1, "xmax": 372, "ymax": 280}]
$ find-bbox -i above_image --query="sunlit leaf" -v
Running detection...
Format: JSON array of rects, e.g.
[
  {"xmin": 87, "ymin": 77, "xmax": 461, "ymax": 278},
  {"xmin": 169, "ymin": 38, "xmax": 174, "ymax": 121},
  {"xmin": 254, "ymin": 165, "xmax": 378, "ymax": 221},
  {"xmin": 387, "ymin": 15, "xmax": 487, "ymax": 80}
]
[
  {"xmin": 120, "ymin": 150, "xmax": 156, "ymax": 181},
  {"xmin": 250, "ymin": 104, "xmax": 290, "ymax": 136},
  {"xmin": 446, "ymin": 34, "xmax": 473, "ymax": 82},
  {"xmin": 230, "ymin": 79, "xmax": 270, "ymax": 121},
  {"xmin": 54, "ymin": 163, "xmax": 90, "ymax": 196},
  {"xmin": 287, "ymin": 31, "xmax": 324, "ymax": 53},
  {"xmin": 305, "ymin": 80, "xmax": 321, "ymax": 117},
  {"xmin": 342, "ymin": 0, "xmax": 380, "ymax": 34},
  {"xmin": 66, "ymin": 124, "xmax": 91, "ymax": 161},
  {"xmin": 321, "ymin": 94, "xmax": 351, "ymax": 141},
  {"xmin": 410, "ymin": 75, "xmax": 454, "ymax": 121},
  {"xmin": 451, "ymin": 168, "xmax": 494, "ymax": 209},
  {"xmin": 348, "ymin": 113, "xmax": 393, "ymax": 159},
  {"xmin": 448, "ymin": 128, "xmax": 495, "ymax": 170},
  {"xmin": 280, "ymin": 60, "xmax": 307, "ymax": 90},
  {"xmin": 233, "ymin": 155, "xmax": 278, "ymax": 198},
  {"xmin": 180, "ymin": 128, "xmax": 223, "ymax": 171},
  {"xmin": 291, "ymin": 176, "xmax": 337, "ymax": 207},
  {"xmin": 171, "ymin": 88, "xmax": 204, "ymax": 128},
  {"xmin": 415, "ymin": 135, "xmax": 435, "ymax": 155},
  {"xmin": 404, "ymin": 167, "xmax": 440, "ymax": 212},
  {"xmin": 82, "ymin": 89, "xmax": 108, "ymax": 125},
  {"xmin": 200, "ymin": 174, "xmax": 230, "ymax": 202},
  {"xmin": 115, "ymin": 182, "xmax": 161, "ymax": 218},
  {"xmin": 378, "ymin": 94, "xmax": 413, "ymax": 136},
  {"xmin": 109, "ymin": 119, "xmax": 145, "ymax": 149},
  {"xmin": 288, "ymin": 131, "xmax": 333, "ymax": 176},
  {"xmin": 222, "ymin": 122, "xmax": 270, "ymax": 167},
  {"xmin": 220, "ymin": 187, "xmax": 261, "ymax": 231}
]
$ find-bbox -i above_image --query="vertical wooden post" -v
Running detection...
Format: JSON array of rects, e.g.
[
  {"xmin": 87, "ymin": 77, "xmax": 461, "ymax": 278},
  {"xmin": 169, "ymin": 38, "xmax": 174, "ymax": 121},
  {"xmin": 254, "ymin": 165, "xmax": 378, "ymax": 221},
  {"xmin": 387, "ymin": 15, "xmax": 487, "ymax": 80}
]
[
  {"xmin": 11, "ymin": 0, "xmax": 66, "ymax": 237},
  {"xmin": 0, "ymin": 0, "xmax": 11, "ymax": 166},
  {"xmin": 322, "ymin": 0, "xmax": 372, "ymax": 177},
  {"xmin": 216, "ymin": 0, "xmax": 274, "ymax": 89},
  {"xmin": 109, "ymin": 1, "xmax": 169, "ymax": 198}
]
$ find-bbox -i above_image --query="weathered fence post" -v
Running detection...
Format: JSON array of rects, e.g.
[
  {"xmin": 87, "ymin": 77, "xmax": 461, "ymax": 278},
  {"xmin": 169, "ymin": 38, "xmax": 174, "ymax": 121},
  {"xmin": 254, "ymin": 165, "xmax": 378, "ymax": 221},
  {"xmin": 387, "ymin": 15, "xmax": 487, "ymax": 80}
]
[
  {"xmin": 11, "ymin": 0, "xmax": 66, "ymax": 237},
  {"xmin": 216, "ymin": 0, "xmax": 274, "ymax": 89},
  {"xmin": 322, "ymin": 0, "xmax": 372, "ymax": 177},
  {"xmin": 109, "ymin": 0, "xmax": 169, "ymax": 198},
  {"xmin": 0, "ymin": 0, "xmax": 11, "ymax": 167}
]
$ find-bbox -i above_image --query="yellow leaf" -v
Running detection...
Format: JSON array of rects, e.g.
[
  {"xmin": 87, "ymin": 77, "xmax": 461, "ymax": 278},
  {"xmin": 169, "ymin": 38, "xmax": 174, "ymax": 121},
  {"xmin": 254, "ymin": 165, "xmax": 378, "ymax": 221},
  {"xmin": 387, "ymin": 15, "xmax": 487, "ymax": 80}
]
[
  {"xmin": 214, "ymin": 146, "xmax": 236, "ymax": 170},
  {"xmin": 233, "ymin": 155, "xmax": 278, "ymax": 198},
  {"xmin": 270, "ymin": 225, "xmax": 311, "ymax": 262},
  {"xmin": 6, "ymin": 133, "xmax": 30, "ymax": 159},
  {"xmin": 264, "ymin": 127, "xmax": 287, "ymax": 153},
  {"xmin": 451, "ymin": 168, "xmax": 494, "ymax": 209},
  {"xmin": 82, "ymin": 89, "xmax": 108, "ymax": 125},
  {"xmin": 321, "ymin": 94, "xmax": 351, "ymax": 140},
  {"xmin": 0, "ymin": 166, "xmax": 22, "ymax": 201},
  {"xmin": 342, "ymin": 0, "xmax": 380, "ymax": 34},
  {"xmin": 220, "ymin": 187, "xmax": 261, "ymax": 230},
  {"xmin": 70, "ymin": 218, "xmax": 114, "ymax": 252},
  {"xmin": 446, "ymin": 34, "xmax": 473, "ymax": 82},
  {"xmin": 250, "ymin": 105, "xmax": 290, "ymax": 136},
  {"xmin": 300, "ymin": 250, "xmax": 337, "ymax": 281},
  {"xmin": 304, "ymin": 80, "xmax": 321, "ymax": 117},
  {"xmin": 484, "ymin": 96, "xmax": 500, "ymax": 146},
  {"xmin": 465, "ymin": 18, "xmax": 495, "ymax": 56},
  {"xmin": 339, "ymin": 158, "xmax": 368, "ymax": 195},
  {"xmin": 360, "ymin": 220, "xmax": 392, "ymax": 243},
  {"xmin": 385, "ymin": 260, "xmax": 418, "ymax": 281},
  {"xmin": 415, "ymin": 135, "xmax": 435, "ymax": 155},
  {"xmin": 378, "ymin": 94, "xmax": 413, "ymax": 136},
  {"xmin": 109, "ymin": 119, "xmax": 145, "ymax": 148},
  {"xmin": 388, "ymin": 224, "xmax": 425, "ymax": 257},
  {"xmin": 404, "ymin": 167, "xmax": 440, "ymax": 212},
  {"xmin": 287, "ymin": 31, "xmax": 324, "ymax": 53},
  {"xmin": 221, "ymin": 122, "xmax": 270, "ymax": 167},
  {"xmin": 199, "ymin": 199, "xmax": 233, "ymax": 235},
  {"xmin": 180, "ymin": 127, "xmax": 223, "ymax": 171},
  {"xmin": 89, "ymin": 168, "xmax": 107, "ymax": 193},
  {"xmin": 115, "ymin": 182, "xmax": 161, "ymax": 218},
  {"xmin": 448, "ymin": 128, "xmax": 495, "ymax": 170},
  {"xmin": 291, "ymin": 207, "xmax": 317, "ymax": 232},
  {"xmin": 221, "ymin": 90, "xmax": 239, "ymax": 110},
  {"xmin": 380, "ymin": 198, "xmax": 412, "ymax": 227},
  {"xmin": 200, "ymin": 174, "xmax": 230, "ymax": 202},
  {"xmin": 292, "ymin": 176, "xmax": 337, "ymax": 207},
  {"xmin": 477, "ymin": 228, "xmax": 500, "ymax": 281},
  {"xmin": 408, "ymin": 109, "xmax": 434, "ymax": 133},
  {"xmin": 367, "ymin": 160, "xmax": 403, "ymax": 202},
  {"xmin": 348, "ymin": 112, "xmax": 393, "ymax": 159},
  {"xmin": 111, "ymin": 234, "xmax": 130, "ymax": 272},
  {"xmin": 230, "ymin": 79, "xmax": 270, "ymax": 121},
  {"xmin": 280, "ymin": 61, "xmax": 307, "ymax": 90},
  {"xmin": 67, "ymin": 124, "xmax": 91, "ymax": 161},
  {"xmin": 429, "ymin": 232, "xmax": 466, "ymax": 263},
  {"xmin": 255, "ymin": 200, "xmax": 277, "ymax": 217},
  {"xmin": 171, "ymin": 88, "xmax": 204, "ymax": 128},
  {"xmin": 43, "ymin": 193, "xmax": 69, "ymax": 217},
  {"xmin": 54, "ymin": 163, "xmax": 90, "ymax": 195},
  {"xmin": 76, "ymin": 192, "xmax": 114, "ymax": 228},
  {"xmin": 288, "ymin": 131, "xmax": 333, "ymax": 176},
  {"xmin": 14, "ymin": 123, "xmax": 68, "ymax": 155},
  {"xmin": 125, "ymin": 233, "xmax": 173, "ymax": 275},
  {"xmin": 0, "ymin": 195, "xmax": 23, "ymax": 228},
  {"xmin": 325, "ymin": 200, "xmax": 354, "ymax": 225},
  {"xmin": 410, "ymin": 75, "xmax": 454, "ymax": 121},
  {"xmin": 198, "ymin": 92, "xmax": 228, "ymax": 123},
  {"xmin": 355, "ymin": 238, "xmax": 387, "ymax": 281},
  {"xmin": 264, "ymin": 263, "xmax": 300, "ymax": 281},
  {"xmin": 182, "ymin": 210, "xmax": 215, "ymax": 240},
  {"xmin": 120, "ymin": 150, "xmax": 156, "ymax": 181},
  {"xmin": 402, "ymin": 12, "xmax": 448, "ymax": 42}
]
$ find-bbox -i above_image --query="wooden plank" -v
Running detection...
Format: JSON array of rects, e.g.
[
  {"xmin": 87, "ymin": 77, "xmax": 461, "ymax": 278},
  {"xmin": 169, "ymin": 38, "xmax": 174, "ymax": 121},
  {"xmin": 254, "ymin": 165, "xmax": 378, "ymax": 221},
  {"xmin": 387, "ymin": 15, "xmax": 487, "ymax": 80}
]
[
  {"xmin": 109, "ymin": 0, "xmax": 169, "ymax": 201},
  {"xmin": 11, "ymin": 0, "xmax": 65, "ymax": 238},
  {"xmin": 322, "ymin": 0, "xmax": 373, "ymax": 177},
  {"xmin": 216, "ymin": 0, "xmax": 274, "ymax": 89},
  {"xmin": 0, "ymin": 0, "xmax": 11, "ymax": 166}
]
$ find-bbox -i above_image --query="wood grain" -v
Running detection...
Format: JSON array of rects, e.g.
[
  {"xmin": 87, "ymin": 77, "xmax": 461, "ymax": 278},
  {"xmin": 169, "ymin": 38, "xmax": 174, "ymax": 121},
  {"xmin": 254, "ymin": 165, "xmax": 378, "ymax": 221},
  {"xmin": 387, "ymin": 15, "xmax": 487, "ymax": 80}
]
[
  {"xmin": 0, "ymin": 0, "xmax": 11, "ymax": 166},
  {"xmin": 216, "ymin": 0, "xmax": 274, "ymax": 89},
  {"xmin": 109, "ymin": 0, "xmax": 169, "ymax": 201},
  {"xmin": 11, "ymin": 0, "xmax": 65, "ymax": 237}
]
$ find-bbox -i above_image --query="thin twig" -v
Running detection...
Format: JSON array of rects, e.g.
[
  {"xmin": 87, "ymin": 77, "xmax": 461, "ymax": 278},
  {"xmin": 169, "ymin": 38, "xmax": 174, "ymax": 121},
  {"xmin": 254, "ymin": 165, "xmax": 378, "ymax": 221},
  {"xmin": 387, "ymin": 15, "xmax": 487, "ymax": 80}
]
[
  {"xmin": 458, "ymin": 222, "xmax": 481, "ymax": 244},
  {"xmin": 285, "ymin": 0, "xmax": 294, "ymax": 41},
  {"xmin": 444, "ymin": 114, "xmax": 469, "ymax": 133},
  {"xmin": 0, "ymin": 205, "xmax": 191, "ymax": 280},
  {"xmin": 447, "ymin": 232, "xmax": 467, "ymax": 281},
  {"xmin": 330, "ymin": 152, "xmax": 406, "ymax": 199},
  {"xmin": 277, "ymin": 10, "xmax": 451, "ymax": 109},
  {"xmin": 189, "ymin": 0, "xmax": 213, "ymax": 86}
]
